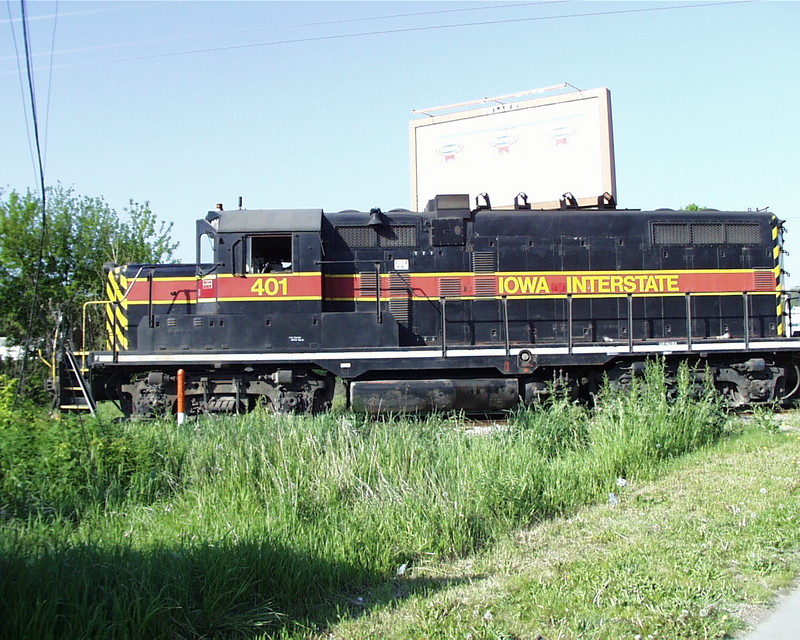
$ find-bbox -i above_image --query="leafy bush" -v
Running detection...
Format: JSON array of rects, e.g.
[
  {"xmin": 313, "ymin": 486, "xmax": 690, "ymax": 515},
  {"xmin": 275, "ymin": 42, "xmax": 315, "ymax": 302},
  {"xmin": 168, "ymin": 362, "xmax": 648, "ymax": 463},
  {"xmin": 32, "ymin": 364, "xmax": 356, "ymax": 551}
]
[{"xmin": 0, "ymin": 401, "xmax": 184, "ymax": 519}]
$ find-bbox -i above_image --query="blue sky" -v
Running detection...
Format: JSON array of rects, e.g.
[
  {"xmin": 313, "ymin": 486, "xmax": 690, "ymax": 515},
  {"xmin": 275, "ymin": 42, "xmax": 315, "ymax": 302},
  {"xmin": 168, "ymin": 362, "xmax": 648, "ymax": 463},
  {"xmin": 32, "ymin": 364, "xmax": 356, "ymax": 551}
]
[{"xmin": 3, "ymin": 1, "xmax": 799, "ymax": 281}]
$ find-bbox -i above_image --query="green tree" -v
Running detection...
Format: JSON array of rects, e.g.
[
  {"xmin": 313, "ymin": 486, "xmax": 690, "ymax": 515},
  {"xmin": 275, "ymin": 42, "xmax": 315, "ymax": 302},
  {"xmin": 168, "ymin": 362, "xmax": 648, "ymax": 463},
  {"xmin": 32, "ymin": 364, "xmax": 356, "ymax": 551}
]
[{"xmin": 0, "ymin": 184, "xmax": 178, "ymax": 396}]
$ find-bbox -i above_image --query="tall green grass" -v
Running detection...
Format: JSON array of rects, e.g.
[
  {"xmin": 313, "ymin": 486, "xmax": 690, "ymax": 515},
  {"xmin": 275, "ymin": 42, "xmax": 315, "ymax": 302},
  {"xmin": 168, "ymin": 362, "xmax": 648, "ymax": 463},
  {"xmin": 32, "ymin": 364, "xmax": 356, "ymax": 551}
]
[{"xmin": 0, "ymin": 363, "xmax": 727, "ymax": 638}]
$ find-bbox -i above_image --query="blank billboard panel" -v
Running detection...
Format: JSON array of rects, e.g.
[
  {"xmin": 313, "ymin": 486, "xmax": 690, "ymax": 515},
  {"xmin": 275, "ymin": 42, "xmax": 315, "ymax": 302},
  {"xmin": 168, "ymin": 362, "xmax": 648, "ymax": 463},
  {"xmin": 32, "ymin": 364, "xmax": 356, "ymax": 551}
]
[{"xmin": 410, "ymin": 87, "xmax": 615, "ymax": 212}]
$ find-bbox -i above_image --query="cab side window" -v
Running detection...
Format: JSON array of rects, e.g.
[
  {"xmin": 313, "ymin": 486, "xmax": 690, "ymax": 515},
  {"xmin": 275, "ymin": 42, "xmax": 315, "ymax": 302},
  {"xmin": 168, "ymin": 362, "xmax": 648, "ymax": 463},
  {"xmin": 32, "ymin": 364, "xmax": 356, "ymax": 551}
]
[{"xmin": 249, "ymin": 235, "xmax": 292, "ymax": 273}]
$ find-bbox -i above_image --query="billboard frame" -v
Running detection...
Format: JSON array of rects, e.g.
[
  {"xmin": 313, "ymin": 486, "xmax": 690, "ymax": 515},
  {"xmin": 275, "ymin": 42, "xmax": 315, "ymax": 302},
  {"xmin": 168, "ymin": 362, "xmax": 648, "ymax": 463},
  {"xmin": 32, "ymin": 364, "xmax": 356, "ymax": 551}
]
[{"xmin": 410, "ymin": 86, "xmax": 616, "ymax": 212}]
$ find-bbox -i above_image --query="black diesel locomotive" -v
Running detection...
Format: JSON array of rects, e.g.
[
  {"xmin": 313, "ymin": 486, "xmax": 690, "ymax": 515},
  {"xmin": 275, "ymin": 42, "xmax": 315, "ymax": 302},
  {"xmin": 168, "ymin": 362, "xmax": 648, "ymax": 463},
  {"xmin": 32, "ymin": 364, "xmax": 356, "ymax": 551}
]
[{"xmin": 62, "ymin": 193, "xmax": 800, "ymax": 416}]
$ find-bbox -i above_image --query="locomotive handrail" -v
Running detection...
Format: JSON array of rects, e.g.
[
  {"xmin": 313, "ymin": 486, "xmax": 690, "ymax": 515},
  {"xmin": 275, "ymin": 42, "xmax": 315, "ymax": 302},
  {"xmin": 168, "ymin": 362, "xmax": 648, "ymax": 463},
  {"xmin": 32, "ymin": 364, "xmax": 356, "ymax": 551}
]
[
  {"xmin": 81, "ymin": 299, "xmax": 114, "ymax": 371},
  {"xmin": 502, "ymin": 295, "xmax": 510, "ymax": 356},
  {"xmin": 375, "ymin": 262, "xmax": 382, "ymax": 324},
  {"xmin": 783, "ymin": 290, "xmax": 796, "ymax": 337},
  {"xmin": 81, "ymin": 265, "xmax": 149, "ymax": 366},
  {"xmin": 196, "ymin": 262, "xmax": 223, "ymax": 278},
  {"xmin": 121, "ymin": 266, "xmax": 147, "ymax": 299},
  {"xmin": 627, "ymin": 294, "xmax": 634, "ymax": 352},
  {"xmin": 743, "ymin": 292, "xmax": 750, "ymax": 350},
  {"xmin": 440, "ymin": 296, "xmax": 447, "ymax": 358},
  {"xmin": 567, "ymin": 294, "xmax": 573, "ymax": 355},
  {"xmin": 428, "ymin": 288, "xmax": 775, "ymax": 356}
]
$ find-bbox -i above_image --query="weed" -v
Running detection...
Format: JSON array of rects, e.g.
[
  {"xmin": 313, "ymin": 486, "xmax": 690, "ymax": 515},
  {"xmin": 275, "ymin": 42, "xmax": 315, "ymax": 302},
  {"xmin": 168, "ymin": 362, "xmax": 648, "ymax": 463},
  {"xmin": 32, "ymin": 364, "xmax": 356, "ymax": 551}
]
[{"xmin": 1, "ymin": 366, "xmax": 734, "ymax": 638}]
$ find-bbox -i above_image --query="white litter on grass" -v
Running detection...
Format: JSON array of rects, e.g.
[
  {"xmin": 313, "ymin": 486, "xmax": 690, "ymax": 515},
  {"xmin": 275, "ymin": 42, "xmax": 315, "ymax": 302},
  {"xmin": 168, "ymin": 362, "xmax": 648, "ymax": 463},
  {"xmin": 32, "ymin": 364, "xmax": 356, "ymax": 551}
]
[{"xmin": 463, "ymin": 422, "xmax": 510, "ymax": 436}]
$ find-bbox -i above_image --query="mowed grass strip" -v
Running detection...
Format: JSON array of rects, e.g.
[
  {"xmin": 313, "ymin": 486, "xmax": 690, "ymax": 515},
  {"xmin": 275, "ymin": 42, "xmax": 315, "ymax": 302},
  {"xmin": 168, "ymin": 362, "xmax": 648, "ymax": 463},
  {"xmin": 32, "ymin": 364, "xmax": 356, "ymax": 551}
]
[{"xmin": 328, "ymin": 418, "xmax": 800, "ymax": 640}]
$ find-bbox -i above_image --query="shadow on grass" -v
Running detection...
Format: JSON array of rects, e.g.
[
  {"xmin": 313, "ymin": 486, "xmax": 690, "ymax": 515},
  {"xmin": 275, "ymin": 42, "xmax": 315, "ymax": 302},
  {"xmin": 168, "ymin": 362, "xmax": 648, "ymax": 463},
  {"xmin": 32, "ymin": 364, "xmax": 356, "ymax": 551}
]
[{"xmin": 0, "ymin": 535, "xmax": 476, "ymax": 639}]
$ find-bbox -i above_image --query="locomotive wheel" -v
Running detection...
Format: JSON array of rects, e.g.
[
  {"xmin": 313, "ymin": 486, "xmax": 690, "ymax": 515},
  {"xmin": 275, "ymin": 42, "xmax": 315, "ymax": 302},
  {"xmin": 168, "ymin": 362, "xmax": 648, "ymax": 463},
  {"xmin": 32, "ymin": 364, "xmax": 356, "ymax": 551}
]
[{"xmin": 270, "ymin": 370, "xmax": 335, "ymax": 415}]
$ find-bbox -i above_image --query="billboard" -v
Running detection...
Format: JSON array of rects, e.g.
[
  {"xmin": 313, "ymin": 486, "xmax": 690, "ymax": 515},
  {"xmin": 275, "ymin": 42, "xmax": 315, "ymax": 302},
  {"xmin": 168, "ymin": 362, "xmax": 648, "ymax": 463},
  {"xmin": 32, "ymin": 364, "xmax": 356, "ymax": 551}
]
[{"xmin": 410, "ymin": 86, "xmax": 616, "ymax": 212}]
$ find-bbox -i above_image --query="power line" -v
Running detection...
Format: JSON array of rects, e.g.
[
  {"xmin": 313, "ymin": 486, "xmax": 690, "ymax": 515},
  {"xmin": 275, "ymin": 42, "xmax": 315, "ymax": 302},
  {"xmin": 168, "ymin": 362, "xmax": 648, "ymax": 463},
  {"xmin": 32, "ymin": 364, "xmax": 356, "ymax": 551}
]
[
  {"xmin": 3, "ymin": 0, "xmax": 753, "ymax": 74},
  {"xmin": 4, "ymin": 0, "xmax": 37, "ymax": 181},
  {"xmin": 113, "ymin": 1, "xmax": 758, "ymax": 62},
  {"xmin": 16, "ymin": 0, "xmax": 49, "ymax": 400},
  {"xmin": 0, "ymin": 1, "xmax": 159, "ymax": 25},
  {"xmin": 42, "ymin": 0, "xmax": 58, "ymax": 168},
  {"xmin": 19, "ymin": 0, "xmax": 45, "ymax": 200},
  {"xmin": 0, "ymin": 1, "xmax": 567, "ymax": 63}
]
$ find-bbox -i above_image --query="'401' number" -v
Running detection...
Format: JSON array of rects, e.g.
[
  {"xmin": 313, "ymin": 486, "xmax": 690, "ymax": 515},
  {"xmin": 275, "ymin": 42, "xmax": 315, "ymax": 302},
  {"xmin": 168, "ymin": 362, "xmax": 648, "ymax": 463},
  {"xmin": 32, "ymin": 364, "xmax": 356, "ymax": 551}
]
[{"xmin": 250, "ymin": 277, "xmax": 288, "ymax": 297}]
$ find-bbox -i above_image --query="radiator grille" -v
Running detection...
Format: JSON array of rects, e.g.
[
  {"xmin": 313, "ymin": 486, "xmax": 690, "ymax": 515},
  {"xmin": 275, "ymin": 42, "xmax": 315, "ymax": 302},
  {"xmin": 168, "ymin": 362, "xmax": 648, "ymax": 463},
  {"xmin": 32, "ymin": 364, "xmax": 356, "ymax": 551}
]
[
  {"xmin": 652, "ymin": 221, "xmax": 762, "ymax": 245},
  {"xmin": 337, "ymin": 225, "xmax": 376, "ymax": 247},
  {"xmin": 335, "ymin": 225, "xmax": 417, "ymax": 248},
  {"xmin": 691, "ymin": 223, "xmax": 724, "ymax": 244},
  {"xmin": 652, "ymin": 223, "xmax": 690, "ymax": 245},
  {"xmin": 379, "ymin": 225, "xmax": 417, "ymax": 247},
  {"xmin": 726, "ymin": 223, "xmax": 761, "ymax": 244}
]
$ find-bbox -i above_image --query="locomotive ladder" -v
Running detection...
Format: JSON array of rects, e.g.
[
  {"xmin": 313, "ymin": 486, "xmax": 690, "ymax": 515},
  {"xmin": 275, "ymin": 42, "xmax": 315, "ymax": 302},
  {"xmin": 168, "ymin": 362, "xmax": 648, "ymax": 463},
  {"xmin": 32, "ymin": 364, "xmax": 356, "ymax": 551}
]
[{"xmin": 58, "ymin": 345, "xmax": 97, "ymax": 416}]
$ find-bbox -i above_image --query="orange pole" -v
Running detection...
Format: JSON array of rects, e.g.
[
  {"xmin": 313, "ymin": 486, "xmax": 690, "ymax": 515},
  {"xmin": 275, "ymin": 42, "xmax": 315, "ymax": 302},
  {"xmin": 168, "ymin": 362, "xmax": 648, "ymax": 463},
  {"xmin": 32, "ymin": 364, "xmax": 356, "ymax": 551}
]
[{"xmin": 176, "ymin": 369, "xmax": 186, "ymax": 424}]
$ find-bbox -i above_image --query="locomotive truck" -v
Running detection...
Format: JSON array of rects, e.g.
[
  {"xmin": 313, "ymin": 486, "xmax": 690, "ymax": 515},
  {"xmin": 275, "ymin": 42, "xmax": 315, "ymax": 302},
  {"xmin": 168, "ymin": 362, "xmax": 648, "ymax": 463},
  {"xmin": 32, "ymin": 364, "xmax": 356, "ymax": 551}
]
[{"xmin": 57, "ymin": 193, "xmax": 800, "ymax": 417}]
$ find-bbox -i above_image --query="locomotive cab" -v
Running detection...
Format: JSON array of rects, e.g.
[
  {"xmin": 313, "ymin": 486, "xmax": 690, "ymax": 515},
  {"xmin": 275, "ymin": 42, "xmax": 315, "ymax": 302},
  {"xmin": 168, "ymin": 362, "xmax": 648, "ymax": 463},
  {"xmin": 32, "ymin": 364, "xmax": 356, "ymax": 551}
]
[{"xmin": 193, "ymin": 207, "xmax": 326, "ymax": 351}]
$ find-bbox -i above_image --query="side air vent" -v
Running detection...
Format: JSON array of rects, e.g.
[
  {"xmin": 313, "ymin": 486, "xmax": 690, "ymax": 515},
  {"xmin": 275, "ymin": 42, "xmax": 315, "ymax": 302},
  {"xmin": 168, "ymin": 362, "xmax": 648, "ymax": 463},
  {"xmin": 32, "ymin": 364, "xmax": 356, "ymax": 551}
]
[
  {"xmin": 474, "ymin": 276, "xmax": 498, "ymax": 297},
  {"xmin": 753, "ymin": 270, "xmax": 776, "ymax": 291},
  {"xmin": 358, "ymin": 272, "xmax": 378, "ymax": 297},
  {"xmin": 472, "ymin": 251, "xmax": 497, "ymax": 273},
  {"xmin": 337, "ymin": 225, "xmax": 375, "ymax": 247},
  {"xmin": 691, "ymin": 223, "xmax": 724, "ymax": 244},
  {"xmin": 726, "ymin": 223, "xmax": 761, "ymax": 245},
  {"xmin": 652, "ymin": 222, "xmax": 761, "ymax": 246},
  {"xmin": 439, "ymin": 278, "xmax": 462, "ymax": 298},
  {"xmin": 388, "ymin": 274, "xmax": 410, "ymax": 323},
  {"xmin": 652, "ymin": 223, "xmax": 690, "ymax": 245},
  {"xmin": 335, "ymin": 225, "xmax": 418, "ymax": 248}
]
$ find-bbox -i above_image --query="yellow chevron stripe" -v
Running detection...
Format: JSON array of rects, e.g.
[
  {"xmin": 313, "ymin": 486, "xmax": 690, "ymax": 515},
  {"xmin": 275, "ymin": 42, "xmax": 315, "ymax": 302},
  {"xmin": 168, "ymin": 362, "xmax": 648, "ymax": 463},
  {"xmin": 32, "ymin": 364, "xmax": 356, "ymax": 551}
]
[
  {"xmin": 115, "ymin": 305, "xmax": 128, "ymax": 329},
  {"xmin": 107, "ymin": 272, "xmax": 123, "ymax": 300},
  {"xmin": 106, "ymin": 273, "xmax": 128, "ymax": 310},
  {"xmin": 104, "ymin": 300, "xmax": 128, "ymax": 328},
  {"xmin": 104, "ymin": 292, "xmax": 115, "ymax": 347},
  {"xmin": 114, "ymin": 325, "xmax": 128, "ymax": 349},
  {"xmin": 118, "ymin": 276, "xmax": 129, "ymax": 310}
]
